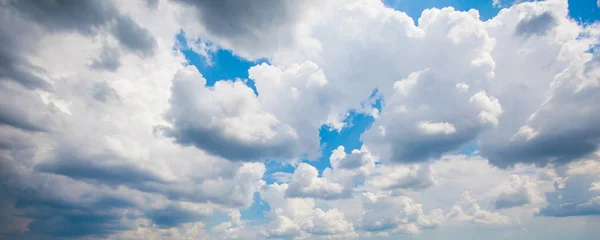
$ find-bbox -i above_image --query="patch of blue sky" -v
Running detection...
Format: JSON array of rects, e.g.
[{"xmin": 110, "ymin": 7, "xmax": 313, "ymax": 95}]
[
  {"xmin": 457, "ymin": 141, "xmax": 480, "ymax": 155},
  {"xmin": 240, "ymin": 193, "xmax": 270, "ymax": 223},
  {"xmin": 384, "ymin": 0, "xmax": 600, "ymax": 24},
  {"xmin": 174, "ymin": 31, "xmax": 265, "ymax": 94},
  {"xmin": 567, "ymin": 0, "xmax": 600, "ymax": 24},
  {"xmin": 383, "ymin": 0, "xmax": 502, "ymax": 22}
]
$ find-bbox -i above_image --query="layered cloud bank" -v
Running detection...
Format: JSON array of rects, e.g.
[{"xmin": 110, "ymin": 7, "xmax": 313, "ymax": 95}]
[{"xmin": 1, "ymin": 0, "xmax": 599, "ymax": 239}]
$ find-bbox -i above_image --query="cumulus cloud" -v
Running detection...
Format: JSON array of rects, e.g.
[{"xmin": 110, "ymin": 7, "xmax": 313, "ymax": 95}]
[
  {"xmin": 358, "ymin": 192, "xmax": 444, "ymax": 234},
  {"xmin": 537, "ymin": 159, "xmax": 600, "ymax": 217},
  {"xmin": 260, "ymin": 183, "xmax": 356, "ymax": 238},
  {"xmin": 163, "ymin": 66, "xmax": 300, "ymax": 161},
  {"xmin": 448, "ymin": 191, "xmax": 511, "ymax": 225},
  {"xmin": 285, "ymin": 163, "xmax": 347, "ymax": 200},
  {"xmin": 490, "ymin": 175, "xmax": 541, "ymax": 209}
]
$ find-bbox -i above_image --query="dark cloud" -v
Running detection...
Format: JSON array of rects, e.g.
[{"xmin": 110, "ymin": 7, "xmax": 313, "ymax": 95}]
[
  {"xmin": 494, "ymin": 192, "xmax": 530, "ymax": 209},
  {"xmin": 91, "ymin": 47, "xmax": 121, "ymax": 72},
  {"xmin": 111, "ymin": 15, "xmax": 157, "ymax": 57},
  {"xmin": 36, "ymin": 149, "xmax": 165, "ymax": 187},
  {"xmin": 146, "ymin": 0, "xmax": 159, "ymax": 9},
  {"xmin": 174, "ymin": 0, "xmax": 310, "ymax": 58},
  {"xmin": 92, "ymin": 82, "xmax": 121, "ymax": 102},
  {"xmin": 515, "ymin": 12, "xmax": 557, "ymax": 37},
  {"xmin": 0, "ymin": 156, "xmax": 135, "ymax": 239},
  {"xmin": 0, "ymin": 10, "xmax": 52, "ymax": 90},
  {"xmin": 7, "ymin": 0, "xmax": 118, "ymax": 34},
  {"xmin": 482, "ymin": 81, "xmax": 600, "ymax": 168},
  {"xmin": 389, "ymin": 130, "xmax": 478, "ymax": 163},
  {"xmin": 0, "ymin": 0, "xmax": 156, "ymax": 90},
  {"xmin": 0, "ymin": 104, "xmax": 45, "ymax": 132},
  {"xmin": 145, "ymin": 205, "xmax": 209, "ymax": 228},
  {"xmin": 163, "ymin": 125, "xmax": 297, "ymax": 162},
  {"xmin": 537, "ymin": 175, "xmax": 600, "ymax": 217}
]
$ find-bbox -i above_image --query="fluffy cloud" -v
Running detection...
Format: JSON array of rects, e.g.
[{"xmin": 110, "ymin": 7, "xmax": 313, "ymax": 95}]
[
  {"xmin": 490, "ymin": 175, "xmax": 541, "ymax": 209},
  {"xmin": 260, "ymin": 183, "xmax": 356, "ymax": 238},
  {"xmin": 358, "ymin": 192, "xmax": 445, "ymax": 233},
  {"xmin": 447, "ymin": 191, "xmax": 511, "ymax": 225},
  {"xmin": 163, "ymin": 66, "xmax": 300, "ymax": 161},
  {"xmin": 285, "ymin": 163, "xmax": 347, "ymax": 199}
]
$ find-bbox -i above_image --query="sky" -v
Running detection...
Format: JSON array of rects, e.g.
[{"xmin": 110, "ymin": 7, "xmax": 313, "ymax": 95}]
[{"xmin": 0, "ymin": 0, "xmax": 600, "ymax": 239}]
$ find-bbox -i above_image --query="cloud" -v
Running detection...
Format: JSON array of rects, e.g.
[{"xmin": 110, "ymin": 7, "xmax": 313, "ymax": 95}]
[
  {"xmin": 260, "ymin": 183, "xmax": 357, "ymax": 238},
  {"xmin": 111, "ymin": 15, "xmax": 157, "ymax": 57},
  {"xmin": 537, "ymin": 159, "xmax": 600, "ymax": 217},
  {"xmin": 490, "ymin": 175, "xmax": 541, "ymax": 209},
  {"xmin": 515, "ymin": 12, "xmax": 558, "ymax": 37},
  {"xmin": 163, "ymin": 66, "xmax": 301, "ymax": 161},
  {"xmin": 0, "ymin": 0, "xmax": 156, "ymax": 90},
  {"xmin": 285, "ymin": 163, "xmax": 347, "ymax": 200},
  {"xmin": 90, "ymin": 47, "xmax": 121, "ymax": 72},
  {"xmin": 174, "ymin": 0, "xmax": 316, "ymax": 59},
  {"xmin": 358, "ymin": 192, "xmax": 444, "ymax": 233},
  {"xmin": 447, "ymin": 191, "xmax": 511, "ymax": 225},
  {"xmin": 365, "ymin": 164, "xmax": 435, "ymax": 191},
  {"xmin": 1, "ymin": 0, "xmax": 600, "ymax": 239}
]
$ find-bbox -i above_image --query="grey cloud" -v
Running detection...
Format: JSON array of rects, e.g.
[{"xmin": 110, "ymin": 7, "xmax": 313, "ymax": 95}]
[
  {"xmin": 0, "ymin": 158, "xmax": 135, "ymax": 239},
  {"xmin": 145, "ymin": 205, "xmax": 209, "ymax": 228},
  {"xmin": 10, "ymin": 0, "xmax": 156, "ymax": 56},
  {"xmin": 537, "ymin": 175, "xmax": 600, "ymax": 217},
  {"xmin": 0, "ymin": 10, "xmax": 52, "ymax": 90},
  {"xmin": 91, "ymin": 47, "xmax": 121, "ymax": 72},
  {"xmin": 146, "ymin": 0, "xmax": 159, "ymax": 9},
  {"xmin": 0, "ymin": 104, "xmax": 45, "ymax": 132},
  {"xmin": 112, "ymin": 15, "xmax": 157, "ymax": 57},
  {"xmin": 494, "ymin": 191, "xmax": 530, "ymax": 209},
  {"xmin": 92, "ymin": 81, "xmax": 121, "ymax": 102},
  {"xmin": 0, "ymin": 0, "xmax": 156, "ymax": 90},
  {"xmin": 164, "ymin": 125, "xmax": 297, "ymax": 162},
  {"xmin": 389, "ymin": 130, "xmax": 479, "ymax": 163},
  {"xmin": 36, "ymin": 149, "xmax": 165, "ymax": 187},
  {"xmin": 174, "ymin": 0, "xmax": 311, "ymax": 58},
  {"xmin": 515, "ymin": 12, "xmax": 557, "ymax": 37},
  {"xmin": 7, "ymin": 0, "xmax": 118, "ymax": 34},
  {"xmin": 482, "ymin": 80, "xmax": 600, "ymax": 168}
]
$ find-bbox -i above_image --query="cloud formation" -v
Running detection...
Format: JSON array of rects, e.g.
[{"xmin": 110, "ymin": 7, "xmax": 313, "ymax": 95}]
[{"xmin": 1, "ymin": 0, "xmax": 599, "ymax": 239}]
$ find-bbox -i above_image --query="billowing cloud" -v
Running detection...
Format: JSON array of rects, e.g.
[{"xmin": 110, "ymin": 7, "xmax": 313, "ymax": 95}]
[
  {"xmin": 163, "ymin": 66, "xmax": 300, "ymax": 161},
  {"xmin": 490, "ymin": 175, "xmax": 541, "ymax": 209}
]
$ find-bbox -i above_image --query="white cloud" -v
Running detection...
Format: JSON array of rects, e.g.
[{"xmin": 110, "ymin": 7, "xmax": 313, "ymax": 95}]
[
  {"xmin": 358, "ymin": 192, "xmax": 444, "ymax": 233},
  {"xmin": 365, "ymin": 164, "xmax": 436, "ymax": 191},
  {"xmin": 260, "ymin": 183, "xmax": 357, "ymax": 238},
  {"xmin": 448, "ymin": 191, "xmax": 511, "ymax": 225},
  {"xmin": 164, "ymin": 66, "xmax": 301, "ymax": 161},
  {"xmin": 285, "ymin": 163, "xmax": 347, "ymax": 199},
  {"xmin": 469, "ymin": 91, "xmax": 503, "ymax": 127},
  {"xmin": 489, "ymin": 175, "xmax": 542, "ymax": 209},
  {"xmin": 590, "ymin": 182, "xmax": 600, "ymax": 192},
  {"xmin": 418, "ymin": 121, "xmax": 457, "ymax": 135}
]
